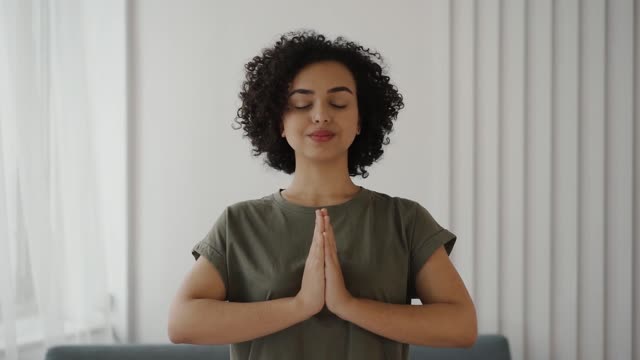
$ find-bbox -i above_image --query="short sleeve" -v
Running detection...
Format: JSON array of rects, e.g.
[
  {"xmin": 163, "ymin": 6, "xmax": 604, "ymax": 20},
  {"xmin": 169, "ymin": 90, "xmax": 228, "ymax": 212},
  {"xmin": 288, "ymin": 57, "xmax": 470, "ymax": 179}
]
[
  {"xmin": 407, "ymin": 202, "xmax": 457, "ymax": 299},
  {"xmin": 191, "ymin": 208, "xmax": 229, "ymax": 295}
]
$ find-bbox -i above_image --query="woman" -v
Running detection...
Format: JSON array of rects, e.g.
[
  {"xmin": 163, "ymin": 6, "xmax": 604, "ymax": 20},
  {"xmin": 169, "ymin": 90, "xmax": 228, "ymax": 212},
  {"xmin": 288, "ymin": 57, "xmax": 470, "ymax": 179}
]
[{"xmin": 168, "ymin": 29, "xmax": 477, "ymax": 360}]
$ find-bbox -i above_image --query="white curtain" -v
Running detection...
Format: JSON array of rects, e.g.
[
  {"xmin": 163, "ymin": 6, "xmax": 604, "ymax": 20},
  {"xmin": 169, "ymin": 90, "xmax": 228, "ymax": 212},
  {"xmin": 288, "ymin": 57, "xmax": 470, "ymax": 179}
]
[{"xmin": 0, "ymin": 1, "xmax": 114, "ymax": 359}]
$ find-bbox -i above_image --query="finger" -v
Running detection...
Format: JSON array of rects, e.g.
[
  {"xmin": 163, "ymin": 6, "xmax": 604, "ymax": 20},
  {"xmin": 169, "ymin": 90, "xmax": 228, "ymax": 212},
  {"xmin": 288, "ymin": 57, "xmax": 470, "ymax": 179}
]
[
  {"xmin": 318, "ymin": 209, "xmax": 326, "ymax": 232},
  {"xmin": 322, "ymin": 212, "xmax": 331, "ymax": 230},
  {"xmin": 322, "ymin": 209, "xmax": 331, "ymax": 224},
  {"xmin": 323, "ymin": 232, "xmax": 341, "ymax": 280},
  {"xmin": 323, "ymin": 231, "xmax": 332, "ymax": 266},
  {"xmin": 318, "ymin": 232, "xmax": 324, "ymax": 263},
  {"xmin": 322, "ymin": 215, "xmax": 332, "ymax": 255},
  {"xmin": 315, "ymin": 210, "xmax": 325, "ymax": 240},
  {"xmin": 323, "ymin": 215, "xmax": 338, "ymax": 253},
  {"xmin": 308, "ymin": 210, "xmax": 321, "ymax": 259},
  {"xmin": 324, "ymin": 220, "xmax": 340, "ymax": 268},
  {"xmin": 318, "ymin": 212, "xmax": 328, "ymax": 256},
  {"xmin": 314, "ymin": 209, "xmax": 321, "ymax": 232},
  {"xmin": 322, "ymin": 230, "xmax": 336, "ymax": 268}
]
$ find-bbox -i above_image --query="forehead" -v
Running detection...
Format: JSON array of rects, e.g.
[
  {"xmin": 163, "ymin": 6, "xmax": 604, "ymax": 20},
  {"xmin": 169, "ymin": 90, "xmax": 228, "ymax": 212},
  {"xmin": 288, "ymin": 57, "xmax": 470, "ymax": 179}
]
[{"xmin": 288, "ymin": 61, "xmax": 356, "ymax": 92}]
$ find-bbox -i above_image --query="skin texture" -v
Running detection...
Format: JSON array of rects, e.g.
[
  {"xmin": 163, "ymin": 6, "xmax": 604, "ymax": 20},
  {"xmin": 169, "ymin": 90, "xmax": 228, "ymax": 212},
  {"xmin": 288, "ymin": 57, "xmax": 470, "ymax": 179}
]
[
  {"xmin": 320, "ymin": 209, "xmax": 353, "ymax": 315},
  {"xmin": 279, "ymin": 61, "xmax": 363, "ymax": 206}
]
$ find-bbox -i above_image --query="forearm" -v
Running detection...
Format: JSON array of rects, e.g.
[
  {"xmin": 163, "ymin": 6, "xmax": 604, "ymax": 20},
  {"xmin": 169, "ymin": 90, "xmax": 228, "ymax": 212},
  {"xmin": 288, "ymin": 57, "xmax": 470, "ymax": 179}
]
[
  {"xmin": 169, "ymin": 297, "xmax": 308, "ymax": 345},
  {"xmin": 336, "ymin": 298, "xmax": 477, "ymax": 348}
]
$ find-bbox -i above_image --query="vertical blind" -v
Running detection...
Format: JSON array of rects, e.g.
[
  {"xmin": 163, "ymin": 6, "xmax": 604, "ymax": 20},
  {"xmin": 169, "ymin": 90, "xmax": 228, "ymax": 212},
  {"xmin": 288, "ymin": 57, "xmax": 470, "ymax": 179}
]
[{"xmin": 424, "ymin": 0, "xmax": 638, "ymax": 359}]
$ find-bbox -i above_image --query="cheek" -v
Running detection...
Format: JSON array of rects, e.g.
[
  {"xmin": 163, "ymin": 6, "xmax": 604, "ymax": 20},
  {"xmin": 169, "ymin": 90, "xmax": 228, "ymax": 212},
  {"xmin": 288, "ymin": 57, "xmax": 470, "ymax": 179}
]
[
  {"xmin": 281, "ymin": 116, "xmax": 295, "ymax": 132},
  {"xmin": 281, "ymin": 119, "xmax": 307, "ymax": 143}
]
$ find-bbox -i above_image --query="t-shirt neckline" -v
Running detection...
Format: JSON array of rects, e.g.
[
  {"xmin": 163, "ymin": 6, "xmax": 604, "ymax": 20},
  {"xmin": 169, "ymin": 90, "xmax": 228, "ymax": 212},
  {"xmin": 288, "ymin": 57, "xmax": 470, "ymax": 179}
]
[{"xmin": 273, "ymin": 186, "xmax": 369, "ymax": 214}]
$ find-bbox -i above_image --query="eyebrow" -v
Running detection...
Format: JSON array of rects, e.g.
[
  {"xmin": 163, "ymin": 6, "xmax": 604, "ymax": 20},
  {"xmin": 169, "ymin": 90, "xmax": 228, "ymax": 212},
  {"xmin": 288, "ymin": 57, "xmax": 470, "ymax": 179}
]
[{"xmin": 288, "ymin": 86, "xmax": 354, "ymax": 97}]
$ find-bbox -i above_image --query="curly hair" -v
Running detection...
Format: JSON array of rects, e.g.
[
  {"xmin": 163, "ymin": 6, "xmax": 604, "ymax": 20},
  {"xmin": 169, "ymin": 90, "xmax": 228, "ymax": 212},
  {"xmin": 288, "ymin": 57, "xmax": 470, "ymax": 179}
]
[{"xmin": 233, "ymin": 29, "xmax": 404, "ymax": 178}]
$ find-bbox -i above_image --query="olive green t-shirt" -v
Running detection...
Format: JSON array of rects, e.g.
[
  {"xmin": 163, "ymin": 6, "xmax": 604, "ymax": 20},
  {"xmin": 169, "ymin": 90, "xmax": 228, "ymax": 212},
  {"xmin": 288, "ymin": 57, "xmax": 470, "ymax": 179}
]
[{"xmin": 191, "ymin": 186, "xmax": 456, "ymax": 360}]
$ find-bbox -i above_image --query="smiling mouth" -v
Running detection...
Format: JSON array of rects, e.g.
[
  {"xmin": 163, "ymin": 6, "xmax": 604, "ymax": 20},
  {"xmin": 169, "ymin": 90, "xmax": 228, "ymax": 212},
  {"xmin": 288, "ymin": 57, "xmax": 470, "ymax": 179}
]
[{"xmin": 309, "ymin": 134, "xmax": 334, "ymax": 142}]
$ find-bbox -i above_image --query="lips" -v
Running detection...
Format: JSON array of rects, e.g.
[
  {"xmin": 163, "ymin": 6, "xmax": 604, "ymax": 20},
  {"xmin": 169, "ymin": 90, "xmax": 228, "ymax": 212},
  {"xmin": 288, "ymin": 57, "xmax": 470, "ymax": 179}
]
[
  {"xmin": 309, "ymin": 130, "xmax": 335, "ymax": 143},
  {"xmin": 309, "ymin": 130, "xmax": 335, "ymax": 137}
]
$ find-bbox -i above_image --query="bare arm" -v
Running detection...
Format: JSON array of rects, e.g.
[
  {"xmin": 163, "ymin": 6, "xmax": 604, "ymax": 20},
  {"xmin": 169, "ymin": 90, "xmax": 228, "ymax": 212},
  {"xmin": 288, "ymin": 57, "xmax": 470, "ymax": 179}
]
[
  {"xmin": 168, "ymin": 210, "xmax": 327, "ymax": 345},
  {"xmin": 168, "ymin": 257, "xmax": 311, "ymax": 344},
  {"xmin": 334, "ymin": 246, "xmax": 477, "ymax": 348},
  {"xmin": 336, "ymin": 298, "xmax": 475, "ymax": 348}
]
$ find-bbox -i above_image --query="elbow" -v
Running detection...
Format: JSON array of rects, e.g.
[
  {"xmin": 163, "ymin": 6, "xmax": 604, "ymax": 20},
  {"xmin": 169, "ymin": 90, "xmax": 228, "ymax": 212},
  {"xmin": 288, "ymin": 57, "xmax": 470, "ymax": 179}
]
[
  {"xmin": 168, "ymin": 301, "xmax": 191, "ymax": 344},
  {"xmin": 459, "ymin": 306, "xmax": 478, "ymax": 348},
  {"xmin": 168, "ymin": 323, "xmax": 187, "ymax": 344},
  {"xmin": 459, "ymin": 326, "xmax": 478, "ymax": 348},
  {"xmin": 168, "ymin": 332, "xmax": 184, "ymax": 344},
  {"xmin": 167, "ymin": 317, "xmax": 188, "ymax": 344}
]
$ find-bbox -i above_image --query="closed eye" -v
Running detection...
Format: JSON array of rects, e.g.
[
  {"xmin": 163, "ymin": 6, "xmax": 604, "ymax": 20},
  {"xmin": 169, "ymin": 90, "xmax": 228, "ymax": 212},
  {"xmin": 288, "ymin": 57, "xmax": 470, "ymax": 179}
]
[{"xmin": 294, "ymin": 104, "xmax": 347, "ymax": 110}]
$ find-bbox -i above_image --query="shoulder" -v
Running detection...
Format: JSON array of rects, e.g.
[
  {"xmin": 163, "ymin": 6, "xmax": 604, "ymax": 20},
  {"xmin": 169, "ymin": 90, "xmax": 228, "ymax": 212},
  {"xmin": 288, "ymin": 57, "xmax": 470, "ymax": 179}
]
[
  {"xmin": 366, "ymin": 188, "xmax": 422, "ymax": 215},
  {"xmin": 219, "ymin": 193, "xmax": 278, "ymax": 221},
  {"xmin": 226, "ymin": 194, "xmax": 272, "ymax": 211}
]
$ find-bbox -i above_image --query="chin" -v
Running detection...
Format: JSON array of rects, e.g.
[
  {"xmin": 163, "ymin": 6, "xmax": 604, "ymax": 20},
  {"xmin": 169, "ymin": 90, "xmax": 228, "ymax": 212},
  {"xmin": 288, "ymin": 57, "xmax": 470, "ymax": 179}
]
[{"xmin": 308, "ymin": 150, "xmax": 349, "ymax": 163}]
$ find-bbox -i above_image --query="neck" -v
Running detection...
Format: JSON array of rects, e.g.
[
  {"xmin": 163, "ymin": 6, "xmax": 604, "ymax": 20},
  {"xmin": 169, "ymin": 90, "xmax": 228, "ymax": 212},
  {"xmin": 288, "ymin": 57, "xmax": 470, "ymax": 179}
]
[{"xmin": 282, "ymin": 157, "xmax": 360, "ymax": 207}]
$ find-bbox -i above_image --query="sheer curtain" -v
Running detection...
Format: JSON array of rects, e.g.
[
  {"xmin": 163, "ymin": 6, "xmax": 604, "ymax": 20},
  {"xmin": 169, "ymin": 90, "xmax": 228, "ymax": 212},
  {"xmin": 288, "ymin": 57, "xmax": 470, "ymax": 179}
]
[{"xmin": 0, "ymin": 1, "xmax": 116, "ymax": 359}]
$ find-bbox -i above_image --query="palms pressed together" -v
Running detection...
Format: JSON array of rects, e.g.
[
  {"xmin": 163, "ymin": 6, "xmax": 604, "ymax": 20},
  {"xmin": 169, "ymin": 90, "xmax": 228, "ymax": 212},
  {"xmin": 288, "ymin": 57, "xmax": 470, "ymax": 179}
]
[{"xmin": 296, "ymin": 208, "xmax": 354, "ymax": 318}]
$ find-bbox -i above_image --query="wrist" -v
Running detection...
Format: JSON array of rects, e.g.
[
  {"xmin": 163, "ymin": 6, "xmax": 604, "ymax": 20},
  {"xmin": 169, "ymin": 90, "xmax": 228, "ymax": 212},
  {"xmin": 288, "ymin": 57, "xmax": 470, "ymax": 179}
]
[
  {"xmin": 334, "ymin": 295, "xmax": 357, "ymax": 320},
  {"xmin": 292, "ymin": 296, "xmax": 315, "ymax": 320}
]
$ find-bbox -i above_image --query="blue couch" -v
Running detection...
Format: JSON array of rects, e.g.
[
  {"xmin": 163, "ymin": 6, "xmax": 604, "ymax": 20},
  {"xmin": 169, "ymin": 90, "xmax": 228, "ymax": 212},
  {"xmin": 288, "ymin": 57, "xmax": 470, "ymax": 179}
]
[{"xmin": 45, "ymin": 334, "xmax": 510, "ymax": 359}]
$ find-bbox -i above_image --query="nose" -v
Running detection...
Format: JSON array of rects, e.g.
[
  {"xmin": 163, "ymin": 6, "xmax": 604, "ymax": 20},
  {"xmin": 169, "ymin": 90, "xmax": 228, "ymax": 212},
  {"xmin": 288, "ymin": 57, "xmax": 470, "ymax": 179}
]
[{"xmin": 312, "ymin": 104, "xmax": 331, "ymax": 123}]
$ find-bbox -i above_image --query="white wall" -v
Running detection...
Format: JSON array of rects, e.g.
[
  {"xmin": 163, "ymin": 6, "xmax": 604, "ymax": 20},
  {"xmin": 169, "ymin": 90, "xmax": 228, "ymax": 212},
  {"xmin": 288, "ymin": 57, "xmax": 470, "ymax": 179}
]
[
  {"xmin": 87, "ymin": 0, "xmax": 128, "ymax": 344},
  {"xmin": 129, "ymin": 1, "xmax": 639, "ymax": 360},
  {"xmin": 129, "ymin": 0, "xmax": 449, "ymax": 341}
]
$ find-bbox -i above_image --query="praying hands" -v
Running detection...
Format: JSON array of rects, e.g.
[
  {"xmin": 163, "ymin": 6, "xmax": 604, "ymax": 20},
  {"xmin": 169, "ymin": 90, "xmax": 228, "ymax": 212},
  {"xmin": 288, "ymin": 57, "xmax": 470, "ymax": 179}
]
[{"xmin": 295, "ymin": 208, "xmax": 354, "ymax": 319}]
